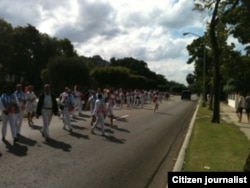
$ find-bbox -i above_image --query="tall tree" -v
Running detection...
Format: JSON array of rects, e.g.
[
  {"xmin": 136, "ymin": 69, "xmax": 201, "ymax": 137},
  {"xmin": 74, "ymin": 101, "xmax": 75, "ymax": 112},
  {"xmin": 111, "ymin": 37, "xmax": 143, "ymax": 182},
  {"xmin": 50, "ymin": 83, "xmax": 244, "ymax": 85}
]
[
  {"xmin": 46, "ymin": 56, "xmax": 90, "ymax": 94},
  {"xmin": 194, "ymin": 0, "xmax": 239, "ymax": 123},
  {"xmin": 209, "ymin": 0, "xmax": 222, "ymax": 123},
  {"xmin": 90, "ymin": 66, "xmax": 131, "ymax": 89},
  {"xmin": 0, "ymin": 19, "xmax": 13, "ymax": 85}
]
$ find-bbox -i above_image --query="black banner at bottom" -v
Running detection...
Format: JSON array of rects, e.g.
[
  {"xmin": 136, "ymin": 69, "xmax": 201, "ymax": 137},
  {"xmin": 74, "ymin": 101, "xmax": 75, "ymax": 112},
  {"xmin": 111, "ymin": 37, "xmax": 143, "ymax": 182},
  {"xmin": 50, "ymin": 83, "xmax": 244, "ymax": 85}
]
[{"xmin": 168, "ymin": 172, "xmax": 250, "ymax": 187}]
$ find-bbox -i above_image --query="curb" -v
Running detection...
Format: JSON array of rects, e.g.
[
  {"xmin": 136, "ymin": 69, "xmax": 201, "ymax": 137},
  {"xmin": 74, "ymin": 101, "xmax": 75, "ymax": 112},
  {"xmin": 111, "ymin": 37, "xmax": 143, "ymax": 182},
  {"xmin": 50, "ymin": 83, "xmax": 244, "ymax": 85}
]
[{"xmin": 166, "ymin": 99, "xmax": 200, "ymax": 188}]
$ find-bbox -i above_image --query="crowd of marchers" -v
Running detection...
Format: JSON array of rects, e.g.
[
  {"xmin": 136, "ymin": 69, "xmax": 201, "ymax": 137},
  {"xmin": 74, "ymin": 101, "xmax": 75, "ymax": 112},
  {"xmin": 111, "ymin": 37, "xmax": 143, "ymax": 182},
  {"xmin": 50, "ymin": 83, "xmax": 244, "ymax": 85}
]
[{"xmin": 0, "ymin": 83, "xmax": 170, "ymax": 143}]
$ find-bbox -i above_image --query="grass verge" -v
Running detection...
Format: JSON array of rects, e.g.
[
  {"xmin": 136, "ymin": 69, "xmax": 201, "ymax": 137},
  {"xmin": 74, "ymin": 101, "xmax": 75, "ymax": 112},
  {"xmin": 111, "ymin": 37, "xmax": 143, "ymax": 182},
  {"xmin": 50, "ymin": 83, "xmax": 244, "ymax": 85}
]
[{"xmin": 182, "ymin": 104, "xmax": 250, "ymax": 171}]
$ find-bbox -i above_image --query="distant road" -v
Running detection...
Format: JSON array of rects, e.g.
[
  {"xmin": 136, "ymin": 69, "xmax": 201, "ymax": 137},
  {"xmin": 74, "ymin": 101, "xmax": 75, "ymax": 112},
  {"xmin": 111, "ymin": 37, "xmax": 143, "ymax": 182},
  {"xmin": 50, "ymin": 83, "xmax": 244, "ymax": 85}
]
[{"xmin": 0, "ymin": 95, "xmax": 198, "ymax": 188}]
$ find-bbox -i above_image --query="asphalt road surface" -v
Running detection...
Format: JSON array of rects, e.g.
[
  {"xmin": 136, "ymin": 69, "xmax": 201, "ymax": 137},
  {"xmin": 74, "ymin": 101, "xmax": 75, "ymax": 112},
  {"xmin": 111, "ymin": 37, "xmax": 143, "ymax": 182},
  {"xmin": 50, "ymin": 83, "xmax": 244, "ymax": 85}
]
[{"xmin": 0, "ymin": 95, "xmax": 198, "ymax": 188}]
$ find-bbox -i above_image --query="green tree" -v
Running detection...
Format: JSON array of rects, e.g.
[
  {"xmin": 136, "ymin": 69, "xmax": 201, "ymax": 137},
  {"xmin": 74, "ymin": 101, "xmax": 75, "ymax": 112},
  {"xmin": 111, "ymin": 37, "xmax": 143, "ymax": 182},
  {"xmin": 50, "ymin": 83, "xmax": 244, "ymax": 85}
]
[
  {"xmin": 0, "ymin": 18, "xmax": 13, "ymax": 85},
  {"xmin": 90, "ymin": 66, "xmax": 131, "ymax": 89},
  {"xmin": 186, "ymin": 73, "xmax": 195, "ymax": 86},
  {"xmin": 10, "ymin": 25, "xmax": 43, "ymax": 85},
  {"xmin": 194, "ymin": 0, "xmax": 235, "ymax": 123},
  {"xmin": 222, "ymin": 0, "xmax": 250, "ymax": 46},
  {"xmin": 46, "ymin": 56, "xmax": 90, "ymax": 95},
  {"xmin": 110, "ymin": 57, "xmax": 168, "ymax": 90}
]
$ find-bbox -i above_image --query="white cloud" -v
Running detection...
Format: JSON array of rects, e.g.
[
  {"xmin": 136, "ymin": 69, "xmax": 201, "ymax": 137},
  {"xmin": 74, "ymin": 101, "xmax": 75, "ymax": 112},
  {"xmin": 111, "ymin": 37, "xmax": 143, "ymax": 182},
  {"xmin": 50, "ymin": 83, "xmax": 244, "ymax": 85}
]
[{"xmin": 0, "ymin": 0, "xmax": 208, "ymax": 85}]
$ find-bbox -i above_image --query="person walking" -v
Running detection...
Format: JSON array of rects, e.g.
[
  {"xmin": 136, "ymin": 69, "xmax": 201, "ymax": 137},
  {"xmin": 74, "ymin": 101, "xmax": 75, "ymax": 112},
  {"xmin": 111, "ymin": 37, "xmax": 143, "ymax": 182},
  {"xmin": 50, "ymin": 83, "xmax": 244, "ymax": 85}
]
[
  {"xmin": 61, "ymin": 88, "xmax": 75, "ymax": 132},
  {"xmin": 245, "ymin": 93, "xmax": 250, "ymax": 123},
  {"xmin": 73, "ymin": 84, "xmax": 83, "ymax": 116},
  {"xmin": 91, "ymin": 93, "xmax": 107, "ymax": 136},
  {"xmin": 86, "ymin": 91, "xmax": 97, "ymax": 126},
  {"xmin": 14, "ymin": 83, "xmax": 27, "ymax": 137},
  {"xmin": 1, "ymin": 84, "xmax": 19, "ymax": 143},
  {"xmin": 58, "ymin": 87, "xmax": 69, "ymax": 119},
  {"xmin": 153, "ymin": 92, "xmax": 160, "ymax": 112},
  {"xmin": 106, "ymin": 90, "xmax": 115, "ymax": 127},
  {"xmin": 236, "ymin": 93, "xmax": 245, "ymax": 123},
  {"xmin": 36, "ymin": 84, "xmax": 59, "ymax": 141},
  {"xmin": 25, "ymin": 85, "xmax": 37, "ymax": 126}
]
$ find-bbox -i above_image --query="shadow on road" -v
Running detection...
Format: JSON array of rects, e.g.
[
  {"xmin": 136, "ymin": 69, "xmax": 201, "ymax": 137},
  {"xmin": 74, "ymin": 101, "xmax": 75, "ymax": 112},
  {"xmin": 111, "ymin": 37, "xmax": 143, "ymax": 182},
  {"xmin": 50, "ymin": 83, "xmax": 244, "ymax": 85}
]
[
  {"xmin": 17, "ymin": 134, "xmax": 37, "ymax": 146},
  {"xmin": 69, "ymin": 131, "xmax": 90, "ymax": 140},
  {"xmin": 105, "ymin": 135, "xmax": 126, "ymax": 144},
  {"xmin": 72, "ymin": 124, "xmax": 87, "ymax": 130},
  {"xmin": 43, "ymin": 138, "xmax": 72, "ymax": 152},
  {"xmin": 3, "ymin": 140, "xmax": 28, "ymax": 157},
  {"xmin": 104, "ymin": 124, "xmax": 130, "ymax": 133}
]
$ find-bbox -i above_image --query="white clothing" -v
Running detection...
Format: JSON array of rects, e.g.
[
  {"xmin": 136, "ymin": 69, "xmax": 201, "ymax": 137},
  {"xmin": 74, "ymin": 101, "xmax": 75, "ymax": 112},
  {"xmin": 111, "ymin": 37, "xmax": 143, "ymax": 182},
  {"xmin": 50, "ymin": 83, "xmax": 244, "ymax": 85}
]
[
  {"xmin": 88, "ymin": 95, "xmax": 96, "ymax": 115},
  {"xmin": 1, "ymin": 93, "xmax": 18, "ymax": 139},
  {"xmin": 1, "ymin": 113, "xmax": 17, "ymax": 139},
  {"xmin": 92, "ymin": 99, "xmax": 106, "ymax": 134},
  {"xmin": 41, "ymin": 109, "xmax": 53, "ymax": 138},
  {"xmin": 26, "ymin": 91, "xmax": 37, "ymax": 112},
  {"xmin": 74, "ymin": 90, "xmax": 82, "ymax": 114},
  {"xmin": 14, "ymin": 91, "xmax": 26, "ymax": 135},
  {"xmin": 61, "ymin": 95, "xmax": 75, "ymax": 130}
]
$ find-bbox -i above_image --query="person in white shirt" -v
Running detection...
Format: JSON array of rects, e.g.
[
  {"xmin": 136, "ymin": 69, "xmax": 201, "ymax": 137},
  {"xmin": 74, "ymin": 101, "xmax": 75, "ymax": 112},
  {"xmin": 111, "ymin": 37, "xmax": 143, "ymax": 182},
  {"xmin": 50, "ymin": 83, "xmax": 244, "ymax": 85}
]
[
  {"xmin": 106, "ymin": 90, "xmax": 115, "ymax": 127},
  {"xmin": 25, "ymin": 85, "xmax": 37, "ymax": 126},
  {"xmin": 14, "ymin": 83, "xmax": 27, "ymax": 137},
  {"xmin": 153, "ymin": 92, "xmax": 160, "ymax": 112},
  {"xmin": 1, "ymin": 84, "xmax": 19, "ymax": 142},
  {"xmin": 86, "ymin": 91, "xmax": 97, "ymax": 126},
  {"xmin": 73, "ymin": 85, "xmax": 83, "ymax": 116},
  {"xmin": 91, "ymin": 93, "xmax": 107, "ymax": 136},
  {"xmin": 61, "ymin": 88, "xmax": 75, "ymax": 132}
]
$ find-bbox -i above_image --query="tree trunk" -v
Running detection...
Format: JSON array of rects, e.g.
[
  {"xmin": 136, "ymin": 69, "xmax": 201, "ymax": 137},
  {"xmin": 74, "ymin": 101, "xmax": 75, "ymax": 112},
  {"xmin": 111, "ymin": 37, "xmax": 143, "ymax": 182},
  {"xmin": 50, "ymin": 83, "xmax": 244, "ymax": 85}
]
[{"xmin": 209, "ymin": 0, "xmax": 221, "ymax": 123}]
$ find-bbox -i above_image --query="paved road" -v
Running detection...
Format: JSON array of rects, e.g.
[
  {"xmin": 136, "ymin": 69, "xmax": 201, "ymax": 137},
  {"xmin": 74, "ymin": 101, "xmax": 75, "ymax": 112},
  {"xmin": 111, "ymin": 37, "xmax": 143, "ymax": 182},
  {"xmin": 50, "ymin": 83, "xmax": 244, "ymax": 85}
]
[{"xmin": 0, "ymin": 95, "xmax": 198, "ymax": 188}]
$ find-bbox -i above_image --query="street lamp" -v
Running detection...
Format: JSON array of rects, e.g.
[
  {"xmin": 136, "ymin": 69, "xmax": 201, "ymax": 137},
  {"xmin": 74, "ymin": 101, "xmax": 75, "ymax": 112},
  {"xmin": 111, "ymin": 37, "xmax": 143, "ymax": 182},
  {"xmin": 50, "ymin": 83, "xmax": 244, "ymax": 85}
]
[{"xmin": 183, "ymin": 32, "xmax": 206, "ymax": 107}]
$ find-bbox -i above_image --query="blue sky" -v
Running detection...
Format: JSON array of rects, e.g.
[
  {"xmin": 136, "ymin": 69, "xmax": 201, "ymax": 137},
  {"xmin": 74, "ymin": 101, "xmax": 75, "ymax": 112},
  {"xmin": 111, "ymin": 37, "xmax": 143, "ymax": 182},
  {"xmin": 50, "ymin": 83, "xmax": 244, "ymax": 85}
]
[{"xmin": 0, "ymin": 0, "xmax": 211, "ymax": 85}]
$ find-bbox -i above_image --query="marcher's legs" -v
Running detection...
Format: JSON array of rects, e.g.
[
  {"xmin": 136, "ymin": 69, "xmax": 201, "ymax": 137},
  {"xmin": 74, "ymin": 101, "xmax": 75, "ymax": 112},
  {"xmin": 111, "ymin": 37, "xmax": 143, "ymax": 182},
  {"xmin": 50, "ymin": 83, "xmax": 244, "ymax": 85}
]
[
  {"xmin": 9, "ymin": 114, "xmax": 17, "ymax": 139},
  {"xmin": 91, "ymin": 114, "xmax": 99, "ymax": 133},
  {"xmin": 91, "ymin": 112, "xmax": 105, "ymax": 135},
  {"xmin": 63, "ymin": 108, "xmax": 73, "ymax": 131},
  {"xmin": 98, "ymin": 113, "xmax": 105, "ymax": 134},
  {"xmin": 27, "ymin": 111, "xmax": 32, "ymax": 125},
  {"xmin": 237, "ymin": 108, "xmax": 243, "ymax": 122},
  {"xmin": 41, "ymin": 109, "xmax": 52, "ymax": 138},
  {"xmin": 110, "ymin": 114, "xmax": 113, "ymax": 126},
  {"xmin": 2, "ymin": 113, "xmax": 17, "ymax": 142},
  {"xmin": 2, "ymin": 113, "xmax": 8, "ymax": 140},
  {"xmin": 77, "ymin": 99, "xmax": 82, "ymax": 115},
  {"xmin": 16, "ymin": 110, "xmax": 24, "ymax": 135},
  {"xmin": 154, "ymin": 103, "xmax": 159, "ymax": 112},
  {"xmin": 27, "ymin": 111, "xmax": 35, "ymax": 125}
]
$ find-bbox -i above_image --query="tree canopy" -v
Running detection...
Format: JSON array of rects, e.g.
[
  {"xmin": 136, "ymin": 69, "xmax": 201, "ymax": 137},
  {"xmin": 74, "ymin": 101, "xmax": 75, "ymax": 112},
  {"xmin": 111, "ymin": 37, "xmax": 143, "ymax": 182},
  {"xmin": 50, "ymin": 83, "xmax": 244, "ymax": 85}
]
[
  {"xmin": 0, "ymin": 18, "xmax": 187, "ymax": 94},
  {"xmin": 185, "ymin": 0, "xmax": 250, "ymax": 123}
]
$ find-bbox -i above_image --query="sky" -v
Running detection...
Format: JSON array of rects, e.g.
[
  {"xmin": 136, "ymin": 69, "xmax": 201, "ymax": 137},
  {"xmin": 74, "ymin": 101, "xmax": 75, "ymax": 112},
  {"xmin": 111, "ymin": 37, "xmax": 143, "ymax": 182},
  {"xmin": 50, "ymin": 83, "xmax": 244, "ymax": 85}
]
[{"xmin": 0, "ymin": 0, "xmax": 210, "ymax": 85}]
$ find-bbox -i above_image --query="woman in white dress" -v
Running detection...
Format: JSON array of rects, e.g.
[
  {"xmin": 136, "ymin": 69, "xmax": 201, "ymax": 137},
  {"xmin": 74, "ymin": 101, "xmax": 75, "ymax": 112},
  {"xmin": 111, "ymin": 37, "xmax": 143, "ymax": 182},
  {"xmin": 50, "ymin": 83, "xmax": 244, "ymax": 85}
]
[{"xmin": 26, "ymin": 85, "xmax": 37, "ymax": 126}]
